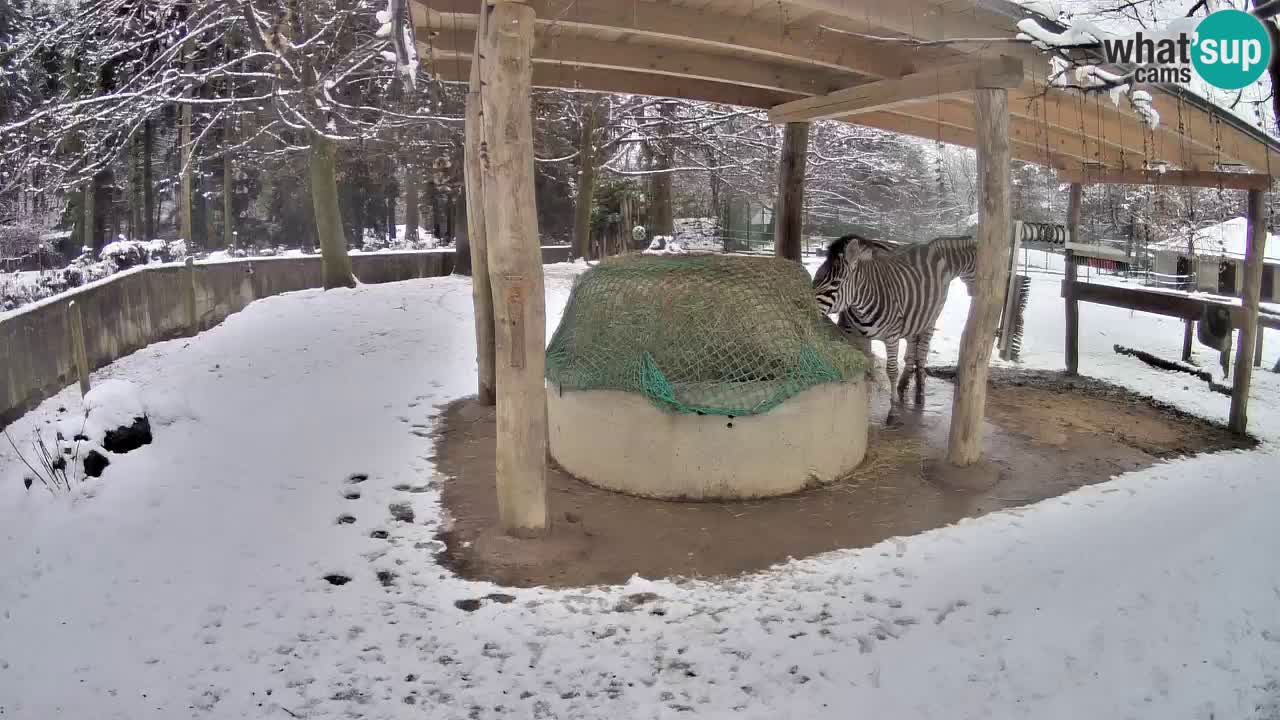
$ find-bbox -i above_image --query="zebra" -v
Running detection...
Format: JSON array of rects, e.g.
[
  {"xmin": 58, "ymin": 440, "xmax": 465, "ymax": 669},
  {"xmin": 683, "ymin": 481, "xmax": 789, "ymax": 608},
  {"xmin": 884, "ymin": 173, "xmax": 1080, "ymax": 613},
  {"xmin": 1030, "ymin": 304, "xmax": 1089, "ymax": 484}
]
[{"xmin": 813, "ymin": 233, "xmax": 976, "ymax": 413}]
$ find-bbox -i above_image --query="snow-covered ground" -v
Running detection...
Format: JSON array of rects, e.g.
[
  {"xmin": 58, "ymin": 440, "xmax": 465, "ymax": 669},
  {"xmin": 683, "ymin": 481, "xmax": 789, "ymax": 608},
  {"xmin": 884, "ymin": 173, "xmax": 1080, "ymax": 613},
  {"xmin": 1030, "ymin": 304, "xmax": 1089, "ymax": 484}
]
[{"xmin": 1, "ymin": 261, "xmax": 1279, "ymax": 719}]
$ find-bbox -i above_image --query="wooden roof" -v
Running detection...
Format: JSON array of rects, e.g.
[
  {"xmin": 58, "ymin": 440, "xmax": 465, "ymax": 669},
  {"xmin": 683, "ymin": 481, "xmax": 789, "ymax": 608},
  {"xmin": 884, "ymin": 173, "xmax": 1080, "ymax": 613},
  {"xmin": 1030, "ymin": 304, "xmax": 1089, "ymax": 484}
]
[{"xmin": 412, "ymin": 0, "xmax": 1280, "ymax": 179}]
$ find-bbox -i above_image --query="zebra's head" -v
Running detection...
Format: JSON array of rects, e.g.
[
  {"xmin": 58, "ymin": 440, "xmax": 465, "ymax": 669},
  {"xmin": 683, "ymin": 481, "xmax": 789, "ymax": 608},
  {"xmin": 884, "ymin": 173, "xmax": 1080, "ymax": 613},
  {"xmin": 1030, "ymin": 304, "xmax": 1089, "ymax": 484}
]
[{"xmin": 812, "ymin": 233, "xmax": 890, "ymax": 314}]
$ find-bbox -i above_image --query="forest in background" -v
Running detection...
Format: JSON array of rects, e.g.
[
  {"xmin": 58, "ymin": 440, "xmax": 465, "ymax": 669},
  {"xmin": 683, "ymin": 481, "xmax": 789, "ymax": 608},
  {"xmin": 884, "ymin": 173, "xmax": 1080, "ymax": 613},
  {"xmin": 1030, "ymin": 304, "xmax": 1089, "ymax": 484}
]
[{"xmin": 0, "ymin": 0, "xmax": 1274, "ymax": 281}]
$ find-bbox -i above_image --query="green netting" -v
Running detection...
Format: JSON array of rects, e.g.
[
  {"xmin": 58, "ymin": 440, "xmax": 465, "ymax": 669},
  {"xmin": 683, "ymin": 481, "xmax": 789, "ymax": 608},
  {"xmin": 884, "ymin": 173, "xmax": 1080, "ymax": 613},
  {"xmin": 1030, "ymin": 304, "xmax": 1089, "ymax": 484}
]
[{"xmin": 545, "ymin": 254, "xmax": 869, "ymax": 416}]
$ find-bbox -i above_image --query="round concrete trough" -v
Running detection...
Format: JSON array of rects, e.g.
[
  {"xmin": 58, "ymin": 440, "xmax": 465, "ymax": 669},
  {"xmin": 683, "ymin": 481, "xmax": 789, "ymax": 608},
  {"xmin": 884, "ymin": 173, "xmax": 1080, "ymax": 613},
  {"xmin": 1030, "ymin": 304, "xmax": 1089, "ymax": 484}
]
[{"xmin": 546, "ymin": 380, "xmax": 869, "ymax": 500}]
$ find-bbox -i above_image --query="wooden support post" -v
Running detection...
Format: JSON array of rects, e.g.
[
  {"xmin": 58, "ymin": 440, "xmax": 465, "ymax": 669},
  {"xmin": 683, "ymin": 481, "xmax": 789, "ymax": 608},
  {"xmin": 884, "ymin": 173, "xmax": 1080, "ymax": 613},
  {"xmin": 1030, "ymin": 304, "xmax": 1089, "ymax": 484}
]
[
  {"xmin": 463, "ymin": 0, "xmax": 494, "ymax": 403},
  {"xmin": 946, "ymin": 87, "xmax": 1011, "ymax": 467},
  {"xmin": 184, "ymin": 256, "xmax": 198, "ymax": 331},
  {"xmin": 480, "ymin": 0, "xmax": 547, "ymax": 533},
  {"xmin": 1182, "ymin": 320, "xmax": 1194, "ymax": 362},
  {"xmin": 1255, "ymin": 329, "xmax": 1264, "ymax": 368},
  {"xmin": 465, "ymin": 92, "xmax": 495, "ymax": 404},
  {"xmin": 67, "ymin": 300, "xmax": 91, "ymax": 397},
  {"xmin": 1064, "ymin": 183, "xmax": 1082, "ymax": 375},
  {"xmin": 773, "ymin": 122, "xmax": 809, "ymax": 262},
  {"xmin": 1228, "ymin": 189, "xmax": 1267, "ymax": 435}
]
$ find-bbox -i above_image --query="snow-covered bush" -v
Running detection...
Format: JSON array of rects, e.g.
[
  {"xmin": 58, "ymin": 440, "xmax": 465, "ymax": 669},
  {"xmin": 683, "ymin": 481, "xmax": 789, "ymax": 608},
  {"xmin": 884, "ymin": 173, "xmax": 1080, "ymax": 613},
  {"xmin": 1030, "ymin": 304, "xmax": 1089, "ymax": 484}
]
[
  {"xmin": 643, "ymin": 235, "xmax": 687, "ymax": 255},
  {"xmin": 5, "ymin": 416, "xmax": 90, "ymax": 494},
  {"xmin": 99, "ymin": 238, "xmax": 149, "ymax": 271},
  {"xmin": 361, "ymin": 226, "xmax": 438, "ymax": 252},
  {"xmin": 673, "ymin": 217, "xmax": 722, "ymax": 252}
]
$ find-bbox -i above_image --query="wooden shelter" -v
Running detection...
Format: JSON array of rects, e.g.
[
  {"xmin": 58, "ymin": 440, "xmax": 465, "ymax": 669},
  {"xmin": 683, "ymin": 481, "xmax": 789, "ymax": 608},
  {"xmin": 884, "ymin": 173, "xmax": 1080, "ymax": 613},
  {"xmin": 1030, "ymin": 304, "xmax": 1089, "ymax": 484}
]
[{"xmin": 411, "ymin": 0, "xmax": 1279, "ymax": 533}]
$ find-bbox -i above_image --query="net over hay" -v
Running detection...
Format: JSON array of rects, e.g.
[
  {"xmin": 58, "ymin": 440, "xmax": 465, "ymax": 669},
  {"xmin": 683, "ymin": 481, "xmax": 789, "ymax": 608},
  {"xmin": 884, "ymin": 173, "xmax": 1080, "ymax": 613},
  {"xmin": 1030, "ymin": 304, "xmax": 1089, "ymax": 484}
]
[{"xmin": 546, "ymin": 254, "xmax": 869, "ymax": 416}]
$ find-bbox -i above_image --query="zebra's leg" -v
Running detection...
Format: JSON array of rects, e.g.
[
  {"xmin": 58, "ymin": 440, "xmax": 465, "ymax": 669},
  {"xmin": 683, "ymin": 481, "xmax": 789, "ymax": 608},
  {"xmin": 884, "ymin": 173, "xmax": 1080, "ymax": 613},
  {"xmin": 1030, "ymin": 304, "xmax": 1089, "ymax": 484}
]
[
  {"xmin": 884, "ymin": 339, "xmax": 901, "ymax": 404},
  {"xmin": 896, "ymin": 337, "xmax": 913, "ymax": 402},
  {"xmin": 912, "ymin": 329, "xmax": 933, "ymax": 406},
  {"xmin": 884, "ymin": 339, "xmax": 903, "ymax": 425}
]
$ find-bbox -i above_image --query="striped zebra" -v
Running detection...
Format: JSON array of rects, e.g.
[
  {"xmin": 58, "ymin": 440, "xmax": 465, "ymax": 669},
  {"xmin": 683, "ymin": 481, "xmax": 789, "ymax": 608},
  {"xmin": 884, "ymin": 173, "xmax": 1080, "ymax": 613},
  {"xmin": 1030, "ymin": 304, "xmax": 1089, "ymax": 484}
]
[{"xmin": 813, "ymin": 233, "xmax": 976, "ymax": 411}]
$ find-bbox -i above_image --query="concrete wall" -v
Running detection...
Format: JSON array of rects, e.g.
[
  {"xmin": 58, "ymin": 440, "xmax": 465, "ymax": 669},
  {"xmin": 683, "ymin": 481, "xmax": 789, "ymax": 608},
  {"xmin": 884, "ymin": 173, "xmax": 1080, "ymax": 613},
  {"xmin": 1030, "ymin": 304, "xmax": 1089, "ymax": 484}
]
[
  {"xmin": 0, "ymin": 251, "xmax": 444, "ymax": 427},
  {"xmin": 1, "ymin": 247, "xmax": 571, "ymax": 428}
]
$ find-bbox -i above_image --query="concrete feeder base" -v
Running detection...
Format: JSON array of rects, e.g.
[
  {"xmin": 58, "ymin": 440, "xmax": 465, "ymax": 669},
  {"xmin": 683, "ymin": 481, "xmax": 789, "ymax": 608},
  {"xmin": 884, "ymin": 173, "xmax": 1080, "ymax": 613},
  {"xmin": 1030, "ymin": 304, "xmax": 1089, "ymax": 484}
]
[{"xmin": 546, "ymin": 381, "xmax": 869, "ymax": 500}]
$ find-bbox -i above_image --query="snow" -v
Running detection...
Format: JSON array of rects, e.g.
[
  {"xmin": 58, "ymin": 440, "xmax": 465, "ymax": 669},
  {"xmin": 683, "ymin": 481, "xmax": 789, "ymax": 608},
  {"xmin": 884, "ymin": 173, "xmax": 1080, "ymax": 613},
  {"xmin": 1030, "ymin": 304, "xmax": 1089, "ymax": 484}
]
[
  {"xmin": 1016, "ymin": 16, "xmax": 1108, "ymax": 48},
  {"xmin": 2, "ymin": 262, "xmax": 1280, "ymax": 718},
  {"xmin": 79, "ymin": 379, "xmax": 146, "ymax": 444}
]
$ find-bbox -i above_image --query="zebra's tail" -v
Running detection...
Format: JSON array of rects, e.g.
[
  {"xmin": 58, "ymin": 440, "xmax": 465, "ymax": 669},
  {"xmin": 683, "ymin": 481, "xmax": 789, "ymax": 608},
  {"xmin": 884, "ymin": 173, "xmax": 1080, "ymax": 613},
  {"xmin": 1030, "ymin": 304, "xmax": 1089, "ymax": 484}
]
[{"xmin": 1007, "ymin": 275, "xmax": 1030, "ymax": 361}]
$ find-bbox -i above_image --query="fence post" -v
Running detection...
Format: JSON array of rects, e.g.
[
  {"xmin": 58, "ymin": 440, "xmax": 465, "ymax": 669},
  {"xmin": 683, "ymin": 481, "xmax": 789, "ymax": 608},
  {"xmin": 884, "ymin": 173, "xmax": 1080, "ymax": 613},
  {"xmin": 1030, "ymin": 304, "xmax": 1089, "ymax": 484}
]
[
  {"xmin": 68, "ymin": 300, "xmax": 91, "ymax": 397},
  {"xmin": 1228, "ymin": 189, "xmax": 1267, "ymax": 435},
  {"xmin": 184, "ymin": 257, "xmax": 198, "ymax": 331},
  {"xmin": 1064, "ymin": 183, "xmax": 1082, "ymax": 375}
]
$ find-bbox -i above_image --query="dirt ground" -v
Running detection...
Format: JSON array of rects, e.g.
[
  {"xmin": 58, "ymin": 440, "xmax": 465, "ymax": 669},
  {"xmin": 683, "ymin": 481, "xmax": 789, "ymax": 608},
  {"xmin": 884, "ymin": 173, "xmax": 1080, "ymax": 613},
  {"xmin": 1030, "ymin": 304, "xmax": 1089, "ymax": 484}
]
[{"xmin": 433, "ymin": 368, "xmax": 1253, "ymax": 588}]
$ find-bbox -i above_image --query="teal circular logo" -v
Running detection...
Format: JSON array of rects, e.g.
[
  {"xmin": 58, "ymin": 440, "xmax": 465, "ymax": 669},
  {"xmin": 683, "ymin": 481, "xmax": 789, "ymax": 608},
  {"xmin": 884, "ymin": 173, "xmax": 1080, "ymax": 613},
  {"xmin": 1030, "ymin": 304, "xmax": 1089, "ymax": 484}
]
[{"xmin": 1192, "ymin": 10, "xmax": 1272, "ymax": 90}]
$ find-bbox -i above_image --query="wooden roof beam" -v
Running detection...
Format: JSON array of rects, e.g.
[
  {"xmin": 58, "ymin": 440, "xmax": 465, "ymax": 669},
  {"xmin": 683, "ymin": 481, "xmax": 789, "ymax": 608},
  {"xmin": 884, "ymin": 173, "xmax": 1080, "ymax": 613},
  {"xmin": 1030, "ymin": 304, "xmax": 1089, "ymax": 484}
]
[
  {"xmin": 1010, "ymin": 88, "xmax": 1222, "ymax": 171},
  {"xmin": 850, "ymin": 110, "xmax": 1087, "ymax": 171},
  {"xmin": 1057, "ymin": 168, "xmax": 1274, "ymax": 190},
  {"xmin": 431, "ymin": 56, "xmax": 801, "ymax": 109},
  {"xmin": 768, "ymin": 57, "xmax": 1023, "ymax": 124},
  {"xmin": 1145, "ymin": 93, "xmax": 1273, "ymax": 171},
  {"xmin": 423, "ymin": 27, "xmax": 863, "ymax": 97},
  {"xmin": 785, "ymin": 0, "xmax": 1041, "ymax": 52},
  {"xmin": 879, "ymin": 98, "xmax": 1139, "ymax": 169},
  {"xmin": 1011, "ymin": 66, "xmax": 1263, "ymax": 171},
  {"xmin": 415, "ymin": 0, "xmax": 924, "ymax": 79}
]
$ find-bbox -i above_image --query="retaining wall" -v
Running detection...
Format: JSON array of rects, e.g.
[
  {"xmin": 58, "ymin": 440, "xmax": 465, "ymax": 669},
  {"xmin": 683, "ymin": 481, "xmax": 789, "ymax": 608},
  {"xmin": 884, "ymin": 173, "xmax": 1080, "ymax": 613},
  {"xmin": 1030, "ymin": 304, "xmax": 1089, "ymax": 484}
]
[{"xmin": 1, "ymin": 246, "xmax": 573, "ymax": 428}]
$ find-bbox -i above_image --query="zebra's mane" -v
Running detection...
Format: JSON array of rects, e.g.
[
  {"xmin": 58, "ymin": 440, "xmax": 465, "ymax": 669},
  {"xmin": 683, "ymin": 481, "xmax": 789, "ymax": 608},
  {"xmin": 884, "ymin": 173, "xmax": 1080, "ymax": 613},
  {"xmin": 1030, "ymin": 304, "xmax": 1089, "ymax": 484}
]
[
  {"xmin": 926, "ymin": 234, "xmax": 975, "ymax": 249},
  {"xmin": 826, "ymin": 234, "xmax": 859, "ymax": 258},
  {"xmin": 827, "ymin": 233, "xmax": 898, "ymax": 259}
]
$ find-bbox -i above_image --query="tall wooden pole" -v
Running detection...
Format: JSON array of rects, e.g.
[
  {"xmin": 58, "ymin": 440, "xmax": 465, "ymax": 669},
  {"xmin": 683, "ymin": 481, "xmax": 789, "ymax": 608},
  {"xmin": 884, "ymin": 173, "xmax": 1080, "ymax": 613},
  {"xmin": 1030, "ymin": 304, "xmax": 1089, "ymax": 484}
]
[
  {"xmin": 480, "ymin": 0, "xmax": 547, "ymax": 533},
  {"xmin": 464, "ymin": 0, "xmax": 495, "ymax": 405},
  {"xmin": 1228, "ymin": 189, "xmax": 1267, "ymax": 435},
  {"xmin": 1064, "ymin": 182, "xmax": 1082, "ymax": 375},
  {"xmin": 773, "ymin": 122, "xmax": 809, "ymax": 262},
  {"xmin": 946, "ymin": 87, "xmax": 1011, "ymax": 467}
]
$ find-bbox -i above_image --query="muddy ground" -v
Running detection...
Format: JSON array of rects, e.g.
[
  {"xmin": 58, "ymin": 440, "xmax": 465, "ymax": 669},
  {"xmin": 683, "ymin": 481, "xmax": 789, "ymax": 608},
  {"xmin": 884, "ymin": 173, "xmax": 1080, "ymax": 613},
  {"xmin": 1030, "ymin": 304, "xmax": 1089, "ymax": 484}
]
[{"xmin": 433, "ymin": 368, "xmax": 1253, "ymax": 588}]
